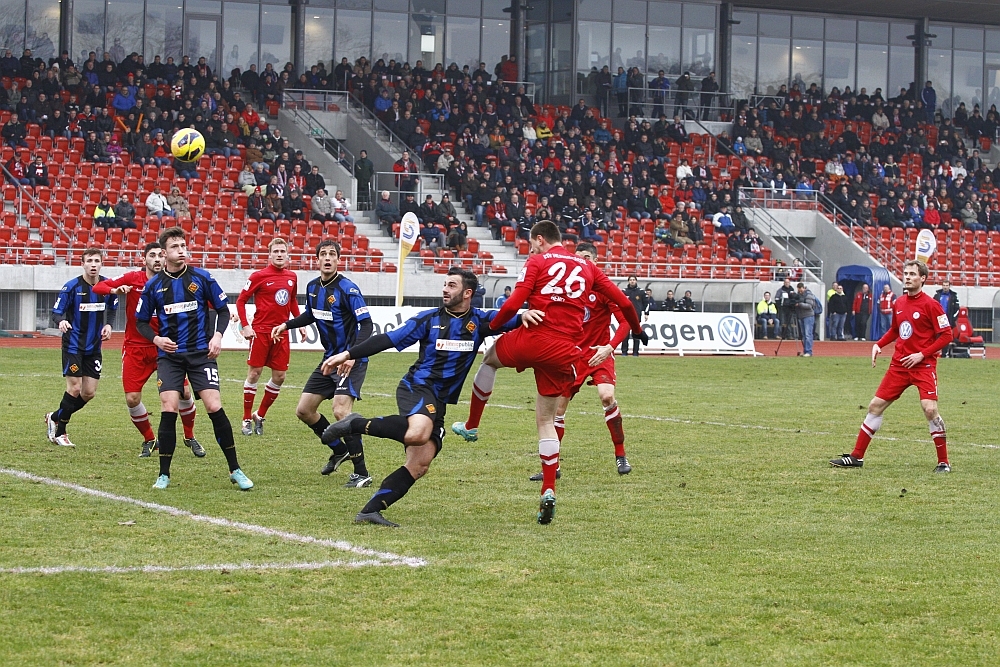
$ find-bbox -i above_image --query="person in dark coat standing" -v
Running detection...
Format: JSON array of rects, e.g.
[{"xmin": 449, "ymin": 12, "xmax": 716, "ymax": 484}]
[
  {"xmin": 354, "ymin": 149, "xmax": 375, "ymax": 208},
  {"xmin": 622, "ymin": 276, "xmax": 647, "ymax": 356}
]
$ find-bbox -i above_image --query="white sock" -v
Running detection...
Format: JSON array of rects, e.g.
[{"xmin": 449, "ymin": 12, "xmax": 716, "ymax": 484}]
[
  {"xmin": 472, "ymin": 363, "xmax": 496, "ymax": 399},
  {"xmin": 539, "ymin": 437, "xmax": 560, "ymax": 465},
  {"xmin": 178, "ymin": 396, "xmax": 195, "ymax": 411},
  {"xmin": 128, "ymin": 402, "xmax": 148, "ymax": 418},
  {"xmin": 862, "ymin": 412, "xmax": 883, "ymax": 436}
]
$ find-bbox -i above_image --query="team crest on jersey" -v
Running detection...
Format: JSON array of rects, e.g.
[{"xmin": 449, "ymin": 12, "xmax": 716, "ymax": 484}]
[
  {"xmin": 899, "ymin": 321, "xmax": 914, "ymax": 339},
  {"xmin": 589, "ymin": 293, "xmax": 596, "ymax": 302},
  {"xmin": 188, "ymin": 282, "xmax": 199, "ymax": 294},
  {"xmin": 275, "ymin": 289, "xmax": 290, "ymax": 306},
  {"xmin": 426, "ymin": 404, "xmax": 436, "ymax": 414},
  {"xmin": 327, "ymin": 294, "xmax": 336, "ymax": 305},
  {"xmin": 69, "ymin": 364, "xmax": 79, "ymax": 373},
  {"xmin": 466, "ymin": 321, "xmax": 476, "ymax": 334}
]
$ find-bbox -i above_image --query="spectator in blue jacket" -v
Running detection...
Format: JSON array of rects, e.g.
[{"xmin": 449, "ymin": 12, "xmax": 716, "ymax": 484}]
[{"xmin": 612, "ymin": 67, "xmax": 628, "ymax": 118}]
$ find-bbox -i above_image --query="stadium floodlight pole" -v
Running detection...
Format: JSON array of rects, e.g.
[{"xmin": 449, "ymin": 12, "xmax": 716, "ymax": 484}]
[{"xmin": 395, "ymin": 212, "xmax": 420, "ymax": 307}]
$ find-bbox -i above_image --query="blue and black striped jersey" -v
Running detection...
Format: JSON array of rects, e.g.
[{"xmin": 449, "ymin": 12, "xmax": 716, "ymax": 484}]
[
  {"xmin": 53, "ymin": 275, "xmax": 118, "ymax": 355},
  {"xmin": 136, "ymin": 266, "xmax": 229, "ymax": 355},
  {"xmin": 303, "ymin": 274, "xmax": 371, "ymax": 360},
  {"xmin": 387, "ymin": 308, "xmax": 521, "ymax": 404}
]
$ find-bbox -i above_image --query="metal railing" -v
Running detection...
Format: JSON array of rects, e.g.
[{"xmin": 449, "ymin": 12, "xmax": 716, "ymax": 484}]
[
  {"xmin": 281, "ymin": 90, "xmax": 350, "ymax": 112},
  {"xmin": 283, "ymin": 105, "xmax": 356, "ymax": 177},
  {"xmin": 599, "ymin": 88, "xmax": 733, "ymax": 122},
  {"xmin": 738, "ymin": 195, "xmax": 824, "ymax": 281}
]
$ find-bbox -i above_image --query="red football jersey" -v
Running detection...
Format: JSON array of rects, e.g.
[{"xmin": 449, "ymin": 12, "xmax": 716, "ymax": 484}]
[
  {"xmin": 93, "ymin": 270, "xmax": 155, "ymax": 348},
  {"xmin": 236, "ymin": 264, "xmax": 301, "ymax": 331},
  {"xmin": 581, "ymin": 291, "xmax": 632, "ymax": 350},
  {"xmin": 493, "ymin": 245, "xmax": 640, "ymax": 339},
  {"xmin": 878, "ymin": 290, "xmax": 952, "ymax": 366}
]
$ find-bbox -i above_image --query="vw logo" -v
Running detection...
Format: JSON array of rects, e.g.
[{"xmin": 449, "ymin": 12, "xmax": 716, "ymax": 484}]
[{"xmin": 718, "ymin": 316, "xmax": 747, "ymax": 347}]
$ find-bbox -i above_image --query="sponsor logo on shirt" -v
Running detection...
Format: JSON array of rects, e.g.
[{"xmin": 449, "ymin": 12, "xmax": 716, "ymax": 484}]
[
  {"xmin": 899, "ymin": 320, "xmax": 913, "ymax": 340},
  {"xmin": 313, "ymin": 309, "xmax": 334, "ymax": 321},
  {"xmin": 274, "ymin": 289, "xmax": 290, "ymax": 306},
  {"xmin": 163, "ymin": 301, "xmax": 199, "ymax": 315},
  {"xmin": 79, "ymin": 302, "xmax": 106, "ymax": 312},
  {"xmin": 354, "ymin": 306, "xmax": 369, "ymax": 316},
  {"xmin": 436, "ymin": 339, "xmax": 475, "ymax": 352},
  {"xmin": 937, "ymin": 314, "xmax": 950, "ymax": 329}
]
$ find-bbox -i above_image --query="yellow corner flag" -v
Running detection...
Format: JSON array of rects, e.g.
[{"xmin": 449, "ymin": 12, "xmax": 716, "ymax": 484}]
[{"xmin": 396, "ymin": 211, "xmax": 421, "ymax": 307}]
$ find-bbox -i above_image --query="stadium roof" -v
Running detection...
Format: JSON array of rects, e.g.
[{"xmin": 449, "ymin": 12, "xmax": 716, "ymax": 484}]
[{"xmin": 736, "ymin": 0, "xmax": 1000, "ymax": 26}]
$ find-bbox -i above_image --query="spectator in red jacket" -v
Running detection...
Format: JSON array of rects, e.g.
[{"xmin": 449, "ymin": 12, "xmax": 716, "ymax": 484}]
[
  {"xmin": 852, "ymin": 283, "xmax": 873, "ymax": 340},
  {"xmin": 877, "ymin": 284, "xmax": 896, "ymax": 335}
]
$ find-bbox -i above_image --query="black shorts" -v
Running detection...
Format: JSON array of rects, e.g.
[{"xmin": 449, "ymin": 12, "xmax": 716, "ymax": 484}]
[
  {"xmin": 63, "ymin": 350, "xmax": 103, "ymax": 379},
  {"xmin": 302, "ymin": 360, "xmax": 367, "ymax": 400},
  {"xmin": 156, "ymin": 351, "xmax": 220, "ymax": 394},
  {"xmin": 396, "ymin": 382, "xmax": 447, "ymax": 455}
]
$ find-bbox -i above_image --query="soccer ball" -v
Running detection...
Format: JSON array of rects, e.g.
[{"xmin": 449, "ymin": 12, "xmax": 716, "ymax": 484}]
[{"xmin": 170, "ymin": 129, "xmax": 206, "ymax": 162}]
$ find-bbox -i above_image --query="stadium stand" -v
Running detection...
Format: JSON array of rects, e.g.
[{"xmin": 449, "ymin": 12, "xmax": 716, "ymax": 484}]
[{"xmin": 4, "ymin": 51, "xmax": 1000, "ymax": 284}]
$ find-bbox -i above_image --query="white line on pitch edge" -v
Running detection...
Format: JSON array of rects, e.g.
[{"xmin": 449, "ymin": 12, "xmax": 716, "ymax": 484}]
[
  {"xmin": 0, "ymin": 559, "xmax": 400, "ymax": 576},
  {"xmin": 0, "ymin": 468, "xmax": 427, "ymax": 568}
]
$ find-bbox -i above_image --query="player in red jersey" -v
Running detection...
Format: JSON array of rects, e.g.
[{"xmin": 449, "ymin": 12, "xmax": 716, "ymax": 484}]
[
  {"xmin": 531, "ymin": 242, "xmax": 636, "ymax": 480},
  {"xmin": 830, "ymin": 260, "xmax": 954, "ymax": 472},
  {"xmin": 93, "ymin": 243, "xmax": 201, "ymax": 458},
  {"xmin": 236, "ymin": 238, "xmax": 301, "ymax": 436},
  {"xmin": 455, "ymin": 221, "xmax": 645, "ymax": 524}
]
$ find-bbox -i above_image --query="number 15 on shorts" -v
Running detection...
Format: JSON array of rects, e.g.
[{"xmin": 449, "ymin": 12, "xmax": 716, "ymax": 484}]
[{"xmin": 204, "ymin": 367, "xmax": 219, "ymax": 386}]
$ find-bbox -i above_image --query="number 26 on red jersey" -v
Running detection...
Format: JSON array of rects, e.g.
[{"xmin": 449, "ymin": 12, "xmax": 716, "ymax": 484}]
[{"xmin": 541, "ymin": 261, "xmax": 586, "ymax": 299}]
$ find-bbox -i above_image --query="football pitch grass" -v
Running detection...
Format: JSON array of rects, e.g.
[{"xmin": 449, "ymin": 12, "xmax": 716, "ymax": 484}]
[{"xmin": 2, "ymin": 348, "xmax": 999, "ymax": 666}]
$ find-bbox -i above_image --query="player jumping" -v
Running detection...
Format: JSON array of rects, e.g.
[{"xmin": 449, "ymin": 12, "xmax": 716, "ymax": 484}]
[
  {"xmin": 93, "ymin": 242, "xmax": 202, "ymax": 458},
  {"xmin": 270, "ymin": 240, "xmax": 373, "ymax": 488},
  {"xmin": 454, "ymin": 221, "xmax": 645, "ymax": 524},
  {"xmin": 45, "ymin": 248, "xmax": 117, "ymax": 447},
  {"xmin": 830, "ymin": 260, "xmax": 954, "ymax": 472},
  {"xmin": 136, "ymin": 227, "xmax": 253, "ymax": 490},
  {"xmin": 319, "ymin": 268, "xmax": 539, "ymax": 526},
  {"xmin": 527, "ymin": 241, "xmax": 635, "ymax": 480},
  {"xmin": 236, "ymin": 238, "xmax": 300, "ymax": 437}
]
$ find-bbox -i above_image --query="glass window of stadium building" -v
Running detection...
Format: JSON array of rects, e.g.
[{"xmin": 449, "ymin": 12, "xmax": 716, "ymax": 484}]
[{"xmin": 2, "ymin": 0, "xmax": 999, "ymax": 109}]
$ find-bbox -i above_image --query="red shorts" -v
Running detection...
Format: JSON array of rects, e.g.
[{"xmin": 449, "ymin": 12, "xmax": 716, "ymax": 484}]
[
  {"xmin": 875, "ymin": 363, "xmax": 939, "ymax": 402},
  {"xmin": 122, "ymin": 344, "xmax": 159, "ymax": 393},
  {"xmin": 495, "ymin": 328, "xmax": 582, "ymax": 397},
  {"xmin": 570, "ymin": 354, "xmax": 616, "ymax": 397},
  {"xmin": 247, "ymin": 332, "xmax": 291, "ymax": 371}
]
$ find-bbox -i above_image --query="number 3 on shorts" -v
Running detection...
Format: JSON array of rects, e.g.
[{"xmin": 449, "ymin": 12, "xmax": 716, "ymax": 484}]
[
  {"xmin": 542, "ymin": 261, "xmax": 586, "ymax": 299},
  {"xmin": 205, "ymin": 367, "xmax": 219, "ymax": 385}
]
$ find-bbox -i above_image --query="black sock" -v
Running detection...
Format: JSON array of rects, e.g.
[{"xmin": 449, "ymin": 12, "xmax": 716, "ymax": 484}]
[
  {"xmin": 309, "ymin": 414, "xmax": 330, "ymax": 439},
  {"xmin": 345, "ymin": 434, "xmax": 368, "ymax": 477},
  {"xmin": 209, "ymin": 409, "xmax": 240, "ymax": 472},
  {"xmin": 54, "ymin": 392, "xmax": 87, "ymax": 436},
  {"xmin": 361, "ymin": 466, "xmax": 415, "ymax": 514},
  {"xmin": 158, "ymin": 412, "xmax": 178, "ymax": 477},
  {"xmin": 358, "ymin": 415, "xmax": 409, "ymax": 444}
]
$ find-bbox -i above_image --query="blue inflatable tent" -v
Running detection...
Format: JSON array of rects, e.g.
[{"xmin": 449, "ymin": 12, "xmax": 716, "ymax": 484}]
[{"xmin": 836, "ymin": 265, "xmax": 893, "ymax": 341}]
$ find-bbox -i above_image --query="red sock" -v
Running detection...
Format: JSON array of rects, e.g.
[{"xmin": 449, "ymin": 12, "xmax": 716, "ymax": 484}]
[
  {"xmin": 466, "ymin": 364, "xmax": 496, "ymax": 429},
  {"xmin": 179, "ymin": 401, "xmax": 196, "ymax": 440},
  {"xmin": 257, "ymin": 381, "xmax": 281, "ymax": 417},
  {"xmin": 243, "ymin": 382, "xmax": 257, "ymax": 420},
  {"xmin": 467, "ymin": 386, "xmax": 491, "ymax": 429},
  {"xmin": 553, "ymin": 415, "xmax": 565, "ymax": 443},
  {"xmin": 539, "ymin": 438, "xmax": 559, "ymax": 493},
  {"xmin": 604, "ymin": 402, "xmax": 626, "ymax": 457},
  {"xmin": 930, "ymin": 417, "xmax": 948, "ymax": 464},
  {"xmin": 851, "ymin": 413, "xmax": 882, "ymax": 460},
  {"xmin": 129, "ymin": 404, "xmax": 156, "ymax": 442}
]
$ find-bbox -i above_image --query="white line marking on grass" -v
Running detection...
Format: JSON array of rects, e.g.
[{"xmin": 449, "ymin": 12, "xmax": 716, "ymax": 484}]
[
  {"xmin": 0, "ymin": 468, "xmax": 426, "ymax": 568},
  {"xmin": 0, "ymin": 559, "xmax": 400, "ymax": 576}
]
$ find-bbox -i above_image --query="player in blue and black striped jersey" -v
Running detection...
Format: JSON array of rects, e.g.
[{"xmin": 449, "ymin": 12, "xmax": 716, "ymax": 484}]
[
  {"xmin": 44, "ymin": 247, "xmax": 118, "ymax": 448},
  {"xmin": 271, "ymin": 240, "xmax": 374, "ymax": 487},
  {"xmin": 319, "ymin": 267, "xmax": 544, "ymax": 527},
  {"xmin": 135, "ymin": 227, "xmax": 253, "ymax": 491}
]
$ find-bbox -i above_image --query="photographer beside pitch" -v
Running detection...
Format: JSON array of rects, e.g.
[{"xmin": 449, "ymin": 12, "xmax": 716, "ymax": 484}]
[{"xmin": 830, "ymin": 260, "xmax": 954, "ymax": 473}]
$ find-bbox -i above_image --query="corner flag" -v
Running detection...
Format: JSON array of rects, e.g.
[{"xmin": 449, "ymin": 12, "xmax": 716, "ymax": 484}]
[
  {"xmin": 396, "ymin": 211, "xmax": 420, "ymax": 307},
  {"xmin": 914, "ymin": 228, "xmax": 937, "ymax": 264}
]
